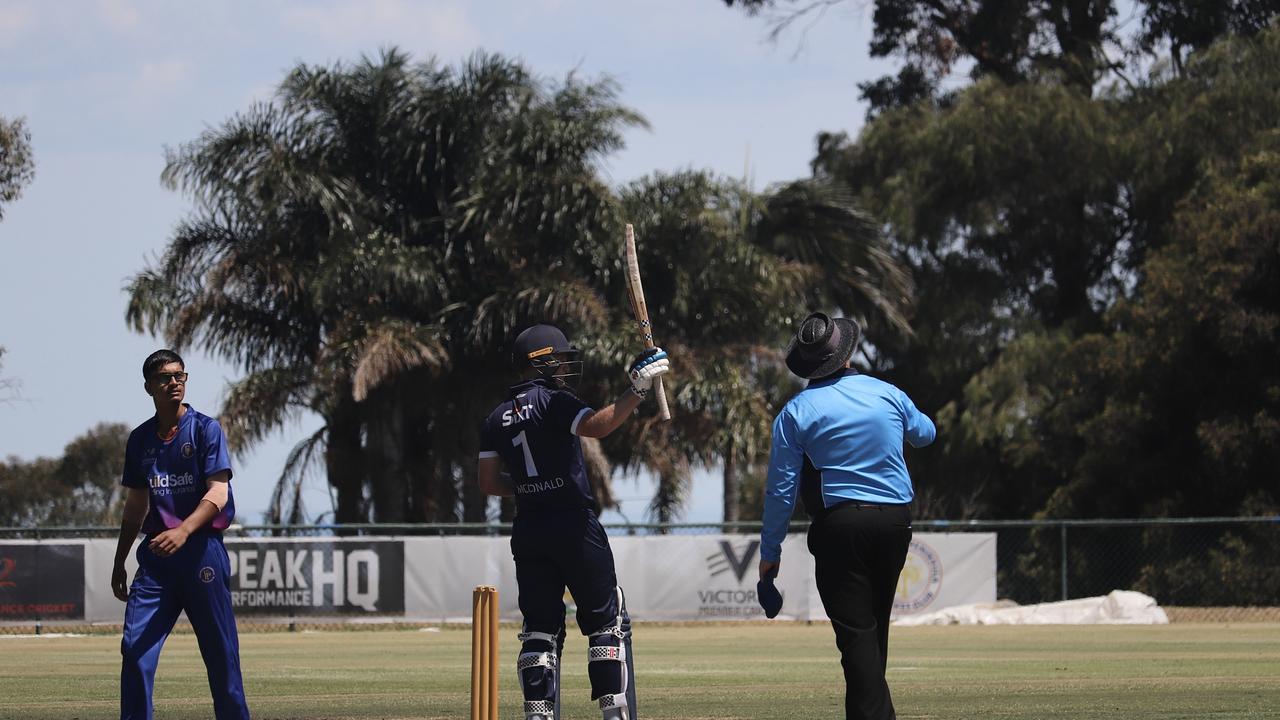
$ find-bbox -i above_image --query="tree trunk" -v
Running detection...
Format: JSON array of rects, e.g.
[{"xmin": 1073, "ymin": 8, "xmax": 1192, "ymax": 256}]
[
  {"xmin": 462, "ymin": 472, "xmax": 486, "ymax": 522},
  {"xmin": 580, "ymin": 436, "xmax": 616, "ymax": 511},
  {"xmin": 460, "ymin": 394, "xmax": 487, "ymax": 523},
  {"xmin": 367, "ymin": 388, "xmax": 407, "ymax": 523},
  {"xmin": 327, "ymin": 389, "xmax": 365, "ymax": 526},
  {"xmin": 434, "ymin": 452, "xmax": 460, "ymax": 522},
  {"xmin": 654, "ymin": 468, "xmax": 685, "ymax": 532},
  {"xmin": 402, "ymin": 372, "xmax": 436, "ymax": 522},
  {"xmin": 722, "ymin": 442, "xmax": 740, "ymax": 527},
  {"xmin": 408, "ymin": 430, "xmax": 434, "ymax": 522}
]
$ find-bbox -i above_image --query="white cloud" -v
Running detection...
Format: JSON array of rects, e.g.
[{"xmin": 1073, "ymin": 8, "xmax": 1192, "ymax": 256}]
[
  {"xmin": 283, "ymin": 0, "xmax": 481, "ymax": 59},
  {"xmin": 241, "ymin": 80, "xmax": 279, "ymax": 108},
  {"xmin": 135, "ymin": 58, "xmax": 189, "ymax": 97},
  {"xmin": 0, "ymin": 2, "xmax": 35, "ymax": 47},
  {"xmin": 96, "ymin": 0, "xmax": 141, "ymax": 32}
]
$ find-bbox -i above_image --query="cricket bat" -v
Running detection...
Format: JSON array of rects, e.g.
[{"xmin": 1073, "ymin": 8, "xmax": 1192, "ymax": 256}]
[{"xmin": 623, "ymin": 223, "xmax": 671, "ymax": 421}]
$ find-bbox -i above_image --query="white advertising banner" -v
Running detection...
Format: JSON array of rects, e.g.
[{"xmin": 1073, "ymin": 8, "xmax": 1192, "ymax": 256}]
[
  {"xmin": 891, "ymin": 534, "xmax": 996, "ymax": 619},
  {"xmin": 403, "ymin": 536, "xmax": 521, "ymax": 623},
  {"xmin": 84, "ymin": 538, "xmax": 139, "ymax": 623},
  {"xmin": 401, "ymin": 532, "xmax": 995, "ymax": 623},
  {"xmin": 54, "ymin": 532, "xmax": 996, "ymax": 623},
  {"xmin": 612, "ymin": 534, "xmax": 826, "ymax": 621}
]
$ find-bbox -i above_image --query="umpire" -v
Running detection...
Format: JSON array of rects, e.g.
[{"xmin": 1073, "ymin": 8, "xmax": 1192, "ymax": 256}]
[{"xmin": 758, "ymin": 312, "xmax": 935, "ymax": 720}]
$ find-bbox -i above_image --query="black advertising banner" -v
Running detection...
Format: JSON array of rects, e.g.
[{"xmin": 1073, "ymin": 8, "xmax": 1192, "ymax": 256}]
[
  {"xmin": 0, "ymin": 544, "xmax": 86, "ymax": 620},
  {"xmin": 224, "ymin": 540, "xmax": 405, "ymax": 615}
]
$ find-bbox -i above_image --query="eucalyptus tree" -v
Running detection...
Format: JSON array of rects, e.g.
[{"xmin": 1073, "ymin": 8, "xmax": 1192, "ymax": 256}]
[
  {"xmin": 829, "ymin": 25, "xmax": 1280, "ymax": 520},
  {"xmin": 0, "ymin": 115, "xmax": 35, "ymax": 220},
  {"xmin": 722, "ymin": 2, "xmax": 1280, "ymax": 524},
  {"xmin": 807, "ymin": 79, "xmax": 1134, "ymax": 517},
  {"xmin": 724, "ymin": 1, "xmax": 1280, "ymax": 113},
  {"xmin": 943, "ymin": 27, "xmax": 1280, "ymax": 519},
  {"xmin": 0, "ymin": 347, "xmax": 17, "ymax": 404},
  {"xmin": 0, "ymin": 422, "xmax": 130, "ymax": 526},
  {"xmin": 128, "ymin": 49, "xmax": 645, "ymax": 524}
]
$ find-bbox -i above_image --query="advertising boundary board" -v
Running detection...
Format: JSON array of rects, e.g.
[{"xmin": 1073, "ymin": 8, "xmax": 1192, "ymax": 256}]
[
  {"xmin": 8, "ymin": 533, "xmax": 995, "ymax": 624},
  {"xmin": 0, "ymin": 541, "xmax": 86, "ymax": 621},
  {"xmin": 399, "ymin": 532, "xmax": 995, "ymax": 623}
]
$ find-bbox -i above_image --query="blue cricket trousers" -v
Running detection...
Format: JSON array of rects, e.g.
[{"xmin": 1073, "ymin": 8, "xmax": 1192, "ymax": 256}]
[{"xmin": 120, "ymin": 532, "xmax": 249, "ymax": 720}]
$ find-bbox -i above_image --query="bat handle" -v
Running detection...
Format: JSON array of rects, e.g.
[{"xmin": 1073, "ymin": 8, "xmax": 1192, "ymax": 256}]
[{"xmin": 654, "ymin": 376, "xmax": 671, "ymax": 421}]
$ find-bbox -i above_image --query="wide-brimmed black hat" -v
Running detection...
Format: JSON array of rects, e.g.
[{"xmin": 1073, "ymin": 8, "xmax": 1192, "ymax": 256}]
[{"xmin": 784, "ymin": 312, "xmax": 860, "ymax": 379}]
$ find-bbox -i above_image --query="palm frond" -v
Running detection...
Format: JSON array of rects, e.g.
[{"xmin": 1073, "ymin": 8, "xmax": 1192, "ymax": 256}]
[
  {"xmin": 219, "ymin": 366, "xmax": 314, "ymax": 454},
  {"xmin": 759, "ymin": 178, "xmax": 916, "ymax": 336},
  {"xmin": 267, "ymin": 425, "xmax": 328, "ymax": 525},
  {"xmin": 351, "ymin": 321, "xmax": 449, "ymax": 402},
  {"xmin": 647, "ymin": 461, "xmax": 691, "ymax": 525},
  {"xmin": 469, "ymin": 275, "xmax": 610, "ymax": 353}
]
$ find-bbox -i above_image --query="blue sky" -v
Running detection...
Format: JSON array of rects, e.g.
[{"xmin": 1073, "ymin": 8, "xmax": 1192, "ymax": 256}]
[{"xmin": 0, "ymin": 0, "xmax": 891, "ymax": 524}]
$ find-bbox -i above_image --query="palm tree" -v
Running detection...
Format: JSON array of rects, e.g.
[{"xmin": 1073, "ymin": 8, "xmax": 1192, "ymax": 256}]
[
  {"xmin": 609, "ymin": 170, "xmax": 912, "ymax": 523},
  {"xmin": 127, "ymin": 49, "xmax": 646, "ymax": 524},
  {"xmin": 127, "ymin": 49, "xmax": 908, "ymax": 528}
]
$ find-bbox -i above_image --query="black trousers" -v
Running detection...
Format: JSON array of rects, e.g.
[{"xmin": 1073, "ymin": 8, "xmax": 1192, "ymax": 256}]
[
  {"xmin": 511, "ymin": 507, "xmax": 621, "ymax": 635},
  {"xmin": 808, "ymin": 502, "xmax": 912, "ymax": 720}
]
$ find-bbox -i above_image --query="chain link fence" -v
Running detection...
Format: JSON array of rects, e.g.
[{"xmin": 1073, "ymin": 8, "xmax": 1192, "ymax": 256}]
[{"xmin": 3, "ymin": 516, "xmax": 1277, "ymax": 630}]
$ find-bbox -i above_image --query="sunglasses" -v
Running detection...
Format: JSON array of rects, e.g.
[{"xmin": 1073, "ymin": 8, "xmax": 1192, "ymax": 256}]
[{"xmin": 151, "ymin": 372, "xmax": 189, "ymax": 385}]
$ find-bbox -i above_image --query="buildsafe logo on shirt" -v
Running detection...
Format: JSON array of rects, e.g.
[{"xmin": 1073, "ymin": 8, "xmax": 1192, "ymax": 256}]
[{"xmin": 148, "ymin": 472, "xmax": 197, "ymax": 495}]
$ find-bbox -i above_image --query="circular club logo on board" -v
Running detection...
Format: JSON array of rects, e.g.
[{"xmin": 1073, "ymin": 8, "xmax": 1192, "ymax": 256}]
[
  {"xmin": 199, "ymin": 566, "xmax": 215, "ymax": 583},
  {"xmin": 181, "ymin": 442, "xmax": 195, "ymax": 459},
  {"xmin": 894, "ymin": 539, "xmax": 944, "ymax": 614}
]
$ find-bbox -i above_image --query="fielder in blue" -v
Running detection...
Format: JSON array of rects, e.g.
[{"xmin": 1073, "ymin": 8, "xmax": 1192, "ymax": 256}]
[
  {"xmin": 477, "ymin": 324, "xmax": 670, "ymax": 720},
  {"xmin": 111, "ymin": 349, "xmax": 250, "ymax": 720}
]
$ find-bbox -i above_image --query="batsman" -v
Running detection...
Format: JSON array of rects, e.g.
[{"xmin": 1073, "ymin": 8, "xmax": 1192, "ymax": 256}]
[{"xmin": 478, "ymin": 324, "xmax": 670, "ymax": 720}]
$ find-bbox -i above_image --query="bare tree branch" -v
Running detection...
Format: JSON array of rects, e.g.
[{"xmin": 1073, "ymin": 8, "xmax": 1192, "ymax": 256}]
[
  {"xmin": 0, "ymin": 347, "xmax": 23, "ymax": 405},
  {"xmin": 761, "ymin": 0, "xmax": 851, "ymax": 49}
]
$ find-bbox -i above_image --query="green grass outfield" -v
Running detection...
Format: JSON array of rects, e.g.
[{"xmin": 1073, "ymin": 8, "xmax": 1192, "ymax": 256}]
[{"xmin": 2, "ymin": 623, "xmax": 1279, "ymax": 719}]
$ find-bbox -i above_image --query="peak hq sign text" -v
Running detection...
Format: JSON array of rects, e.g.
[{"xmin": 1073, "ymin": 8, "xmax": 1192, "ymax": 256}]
[{"xmin": 225, "ymin": 540, "xmax": 404, "ymax": 614}]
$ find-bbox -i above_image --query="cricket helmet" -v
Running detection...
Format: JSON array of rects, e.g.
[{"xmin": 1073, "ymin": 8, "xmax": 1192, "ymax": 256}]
[{"xmin": 513, "ymin": 324, "xmax": 583, "ymax": 390}]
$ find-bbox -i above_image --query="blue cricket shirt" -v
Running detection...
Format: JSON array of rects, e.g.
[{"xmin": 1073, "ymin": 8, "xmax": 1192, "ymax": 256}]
[
  {"xmin": 760, "ymin": 370, "xmax": 936, "ymax": 562},
  {"xmin": 121, "ymin": 405, "xmax": 235, "ymax": 535}
]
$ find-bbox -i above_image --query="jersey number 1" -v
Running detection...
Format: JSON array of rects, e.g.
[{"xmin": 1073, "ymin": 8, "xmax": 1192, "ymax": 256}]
[{"xmin": 512, "ymin": 430, "xmax": 539, "ymax": 477}]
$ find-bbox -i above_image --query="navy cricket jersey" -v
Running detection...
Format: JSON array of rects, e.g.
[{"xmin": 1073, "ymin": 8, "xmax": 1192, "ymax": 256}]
[
  {"xmin": 121, "ymin": 405, "xmax": 235, "ymax": 535},
  {"xmin": 478, "ymin": 379, "xmax": 597, "ymax": 512}
]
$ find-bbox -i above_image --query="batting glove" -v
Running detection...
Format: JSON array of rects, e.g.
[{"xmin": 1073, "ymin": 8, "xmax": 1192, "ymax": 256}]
[{"xmin": 628, "ymin": 347, "xmax": 670, "ymax": 398}]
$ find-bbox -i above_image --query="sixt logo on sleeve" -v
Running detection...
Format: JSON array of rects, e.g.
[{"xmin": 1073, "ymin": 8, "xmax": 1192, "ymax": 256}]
[
  {"xmin": 502, "ymin": 402, "xmax": 534, "ymax": 427},
  {"xmin": 148, "ymin": 472, "xmax": 197, "ymax": 495}
]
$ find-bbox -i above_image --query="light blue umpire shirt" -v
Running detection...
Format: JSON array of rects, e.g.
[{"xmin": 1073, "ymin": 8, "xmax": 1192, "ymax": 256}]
[{"xmin": 760, "ymin": 369, "xmax": 936, "ymax": 562}]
